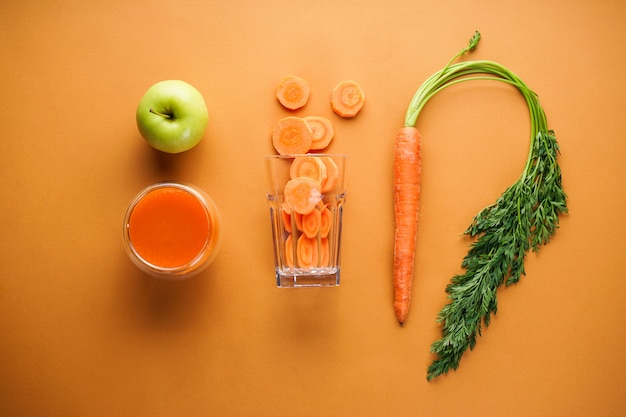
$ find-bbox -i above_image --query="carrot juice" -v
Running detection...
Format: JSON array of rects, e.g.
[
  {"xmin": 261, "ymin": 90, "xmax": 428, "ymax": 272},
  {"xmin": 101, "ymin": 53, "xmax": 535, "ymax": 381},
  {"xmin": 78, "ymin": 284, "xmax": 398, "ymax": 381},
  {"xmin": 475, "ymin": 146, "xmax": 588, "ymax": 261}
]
[{"xmin": 123, "ymin": 182, "xmax": 221, "ymax": 278}]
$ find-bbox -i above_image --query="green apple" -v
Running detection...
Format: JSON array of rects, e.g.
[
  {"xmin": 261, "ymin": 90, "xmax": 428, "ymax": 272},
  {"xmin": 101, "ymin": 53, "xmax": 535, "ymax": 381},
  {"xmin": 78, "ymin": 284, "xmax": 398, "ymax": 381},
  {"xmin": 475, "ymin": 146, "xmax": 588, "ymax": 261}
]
[{"xmin": 136, "ymin": 80, "xmax": 209, "ymax": 153}]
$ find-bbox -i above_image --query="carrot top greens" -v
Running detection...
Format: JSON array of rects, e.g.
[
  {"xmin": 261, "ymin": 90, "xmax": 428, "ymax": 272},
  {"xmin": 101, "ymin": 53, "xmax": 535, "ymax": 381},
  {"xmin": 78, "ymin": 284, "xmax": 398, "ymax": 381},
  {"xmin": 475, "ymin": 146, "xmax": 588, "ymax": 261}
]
[{"xmin": 405, "ymin": 31, "xmax": 567, "ymax": 380}]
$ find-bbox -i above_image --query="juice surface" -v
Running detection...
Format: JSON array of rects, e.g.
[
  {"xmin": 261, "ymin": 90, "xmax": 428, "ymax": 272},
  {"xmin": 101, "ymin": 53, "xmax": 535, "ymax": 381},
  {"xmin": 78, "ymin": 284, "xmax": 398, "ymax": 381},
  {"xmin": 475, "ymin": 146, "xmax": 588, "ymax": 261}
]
[{"xmin": 128, "ymin": 187, "xmax": 210, "ymax": 268}]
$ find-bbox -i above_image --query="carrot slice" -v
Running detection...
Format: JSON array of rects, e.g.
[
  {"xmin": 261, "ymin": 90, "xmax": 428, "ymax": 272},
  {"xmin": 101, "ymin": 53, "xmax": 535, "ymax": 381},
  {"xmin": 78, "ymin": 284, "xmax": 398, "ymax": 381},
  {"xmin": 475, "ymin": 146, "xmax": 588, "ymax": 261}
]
[
  {"xmin": 320, "ymin": 237, "xmax": 330, "ymax": 266},
  {"xmin": 272, "ymin": 116, "xmax": 313, "ymax": 155},
  {"xmin": 294, "ymin": 211, "xmax": 303, "ymax": 232},
  {"xmin": 276, "ymin": 75, "xmax": 310, "ymax": 110},
  {"xmin": 283, "ymin": 177, "xmax": 322, "ymax": 215},
  {"xmin": 320, "ymin": 205, "xmax": 332, "ymax": 238},
  {"xmin": 282, "ymin": 202, "xmax": 304, "ymax": 232},
  {"xmin": 301, "ymin": 209, "xmax": 321, "ymax": 238},
  {"xmin": 290, "ymin": 156, "xmax": 327, "ymax": 184},
  {"xmin": 331, "ymin": 80, "xmax": 365, "ymax": 118},
  {"xmin": 304, "ymin": 116, "xmax": 335, "ymax": 150},
  {"xmin": 285, "ymin": 234, "xmax": 294, "ymax": 268},
  {"xmin": 296, "ymin": 235, "xmax": 319, "ymax": 268},
  {"xmin": 281, "ymin": 208, "xmax": 292, "ymax": 233},
  {"xmin": 320, "ymin": 156, "xmax": 340, "ymax": 193}
]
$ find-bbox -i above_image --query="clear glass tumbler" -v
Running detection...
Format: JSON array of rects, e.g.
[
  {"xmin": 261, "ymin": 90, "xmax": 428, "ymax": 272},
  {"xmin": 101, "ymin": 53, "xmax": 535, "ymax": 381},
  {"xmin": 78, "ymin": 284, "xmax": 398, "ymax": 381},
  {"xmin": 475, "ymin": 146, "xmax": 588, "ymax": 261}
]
[{"xmin": 265, "ymin": 154, "xmax": 346, "ymax": 287}]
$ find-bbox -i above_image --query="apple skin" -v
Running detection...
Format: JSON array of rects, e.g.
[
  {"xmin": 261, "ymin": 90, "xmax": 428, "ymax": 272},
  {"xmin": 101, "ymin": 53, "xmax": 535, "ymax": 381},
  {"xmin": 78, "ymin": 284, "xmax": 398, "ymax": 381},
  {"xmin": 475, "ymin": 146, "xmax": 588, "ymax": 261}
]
[{"xmin": 136, "ymin": 80, "xmax": 209, "ymax": 154}]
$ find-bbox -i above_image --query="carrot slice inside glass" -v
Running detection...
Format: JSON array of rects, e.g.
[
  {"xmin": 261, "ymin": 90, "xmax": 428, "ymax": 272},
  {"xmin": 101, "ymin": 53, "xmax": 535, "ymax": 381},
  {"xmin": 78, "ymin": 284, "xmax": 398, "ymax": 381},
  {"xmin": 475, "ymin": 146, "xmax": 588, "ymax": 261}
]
[
  {"xmin": 301, "ymin": 209, "xmax": 321, "ymax": 238},
  {"xmin": 283, "ymin": 177, "xmax": 322, "ymax": 215},
  {"xmin": 290, "ymin": 156, "xmax": 327, "ymax": 184},
  {"xmin": 320, "ymin": 237, "xmax": 330, "ymax": 266},
  {"xmin": 320, "ymin": 205, "xmax": 332, "ymax": 238},
  {"xmin": 296, "ymin": 235, "xmax": 319, "ymax": 268},
  {"xmin": 285, "ymin": 234, "xmax": 294, "ymax": 268},
  {"xmin": 320, "ymin": 157, "xmax": 339, "ymax": 193}
]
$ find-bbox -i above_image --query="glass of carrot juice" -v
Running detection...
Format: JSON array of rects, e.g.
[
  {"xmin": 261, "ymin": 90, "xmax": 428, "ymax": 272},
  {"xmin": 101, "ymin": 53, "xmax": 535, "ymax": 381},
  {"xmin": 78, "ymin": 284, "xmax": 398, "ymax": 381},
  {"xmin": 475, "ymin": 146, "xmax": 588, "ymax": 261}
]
[
  {"xmin": 265, "ymin": 154, "xmax": 346, "ymax": 287},
  {"xmin": 123, "ymin": 182, "xmax": 222, "ymax": 279}
]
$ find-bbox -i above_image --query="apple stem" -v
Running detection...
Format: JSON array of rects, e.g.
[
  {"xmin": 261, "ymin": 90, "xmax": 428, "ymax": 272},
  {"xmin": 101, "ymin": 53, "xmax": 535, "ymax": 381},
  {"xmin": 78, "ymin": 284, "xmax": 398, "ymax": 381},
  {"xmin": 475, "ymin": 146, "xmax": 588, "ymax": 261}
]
[{"xmin": 149, "ymin": 108, "xmax": 173, "ymax": 119}]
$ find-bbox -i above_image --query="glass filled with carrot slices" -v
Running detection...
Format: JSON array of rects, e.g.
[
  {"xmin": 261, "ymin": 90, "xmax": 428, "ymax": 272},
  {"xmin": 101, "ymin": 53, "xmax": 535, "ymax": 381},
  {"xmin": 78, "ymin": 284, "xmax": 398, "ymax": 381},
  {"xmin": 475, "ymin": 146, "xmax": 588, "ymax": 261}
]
[
  {"xmin": 123, "ymin": 182, "xmax": 222, "ymax": 279},
  {"xmin": 265, "ymin": 154, "xmax": 346, "ymax": 287}
]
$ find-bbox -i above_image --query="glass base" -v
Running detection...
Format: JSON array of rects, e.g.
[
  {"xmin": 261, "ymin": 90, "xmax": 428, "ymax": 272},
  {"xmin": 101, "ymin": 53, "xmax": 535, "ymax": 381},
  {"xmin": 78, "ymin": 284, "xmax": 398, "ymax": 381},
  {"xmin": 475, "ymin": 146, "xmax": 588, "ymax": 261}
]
[{"xmin": 276, "ymin": 267, "xmax": 340, "ymax": 288}]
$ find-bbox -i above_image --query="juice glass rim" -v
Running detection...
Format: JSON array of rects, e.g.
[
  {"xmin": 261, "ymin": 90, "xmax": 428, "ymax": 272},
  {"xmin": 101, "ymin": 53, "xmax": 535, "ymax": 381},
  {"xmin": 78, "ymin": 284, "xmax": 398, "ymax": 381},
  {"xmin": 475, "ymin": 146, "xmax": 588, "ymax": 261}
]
[{"xmin": 122, "ymin": 181, "xmax": 221, "ymax": 278}]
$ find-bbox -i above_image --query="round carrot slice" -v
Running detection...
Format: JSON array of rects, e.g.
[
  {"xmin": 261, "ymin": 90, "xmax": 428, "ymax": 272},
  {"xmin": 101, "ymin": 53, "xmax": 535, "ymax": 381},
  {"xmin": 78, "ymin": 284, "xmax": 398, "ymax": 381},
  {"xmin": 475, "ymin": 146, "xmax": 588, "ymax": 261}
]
[
  {"xmin": 320, "ymin": 205, "xmax": 332, "ymax": 238},
  {"xmin": 304, "ymin": 116, "xmax": 335, "ymax": 150},
  {"xmin": 320, "ymin": 237, "xmax": 330, "ymax": 266},
  {"xmin": 283, "ymin": 177, "xmax": 322, "ymax": 215},
  {"xmin": 331, "ymin": 80, "xmax": 365, "ymax": 118},
  {"xmin": 294, "ymin": 211, "xmax": 303, "ymax": 232},
  {"xmin": 320, "ymin": 156, "xmax": 340, "ymax": 193},
  {"xmin": 301, "ymin": 209, "xmax": 321, "ymax": 238},
  {"xmin": 296, "ymin": 235, "xmax": 319, "ymax": 268},
  {"xmin": 281, "ymin": 202, "xmax": 302, "ymax": 232},
  {"xmin": 289, "ymin": 156, "xmax": 327, "ymax": 184},
  {"xmin": 281, "ymin": 208, "xmax": 292, "ymax": 233},
  {"xmin": 285, "ymin": 234, "xmax": 294, "ymax": 268},
  {"xmin": 276, "ymin": 75, "xmax": 310, "ymax": 110},
  {"xmin": 272, "ymin": 116, "xmax": 313, "ymax": 155}
]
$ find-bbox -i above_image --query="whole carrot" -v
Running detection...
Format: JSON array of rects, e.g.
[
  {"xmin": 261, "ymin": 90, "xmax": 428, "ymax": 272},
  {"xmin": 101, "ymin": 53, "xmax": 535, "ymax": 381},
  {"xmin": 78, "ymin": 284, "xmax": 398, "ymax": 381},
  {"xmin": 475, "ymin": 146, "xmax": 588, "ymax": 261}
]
[
  {"xmin": 393, "ymin": 32, "xmax": 481, "ymax": 326},
  {"xmin": 395, "ymin": 32, "xmax": 566, "ymax": 380},
  {"xmin": 393, "ymin": 126, "xmax": 422, "ymax": 325}
]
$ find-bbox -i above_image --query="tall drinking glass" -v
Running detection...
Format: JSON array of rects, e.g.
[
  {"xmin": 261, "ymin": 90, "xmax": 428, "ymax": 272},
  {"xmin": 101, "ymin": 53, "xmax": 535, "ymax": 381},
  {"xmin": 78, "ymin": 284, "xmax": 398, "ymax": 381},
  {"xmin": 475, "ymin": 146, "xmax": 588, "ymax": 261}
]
[{"xmin": 265, "ymin": 154, "xmax": 346, "ymax": 287}]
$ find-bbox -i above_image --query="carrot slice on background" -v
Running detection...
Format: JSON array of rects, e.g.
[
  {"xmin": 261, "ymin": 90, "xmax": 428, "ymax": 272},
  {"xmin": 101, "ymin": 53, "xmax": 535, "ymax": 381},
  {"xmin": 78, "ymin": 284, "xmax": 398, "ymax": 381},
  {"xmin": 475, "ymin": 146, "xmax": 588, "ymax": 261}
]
[
  {"xmin": 276, "ymin": 75, "xmax": 310, "ymax": 110},
  {"xmin": 331, "ymin": 80, "xmax": 365, "ymax": 118},
  {"xmin": 304, "ymin": 116, "xmax": 335, "ymax": 150},
  {"xmin": 296, "ymin": 235, "xmax": 319, "ymax": 268},
  {"xmin": 301, "ymin": 209, "xmax": 321, "ymax": 238},
  {"xmin": 272, "ymin": 116, "xmax": 313, "ymax": 155},
  {"xmin": 393, "ymin": 126, "xmax": 422, "ymax": 326},
  {"xmin": 290, "ymin": 156, "xmax": 327, "ymax": 184},
  {"xmin": 320, "ymin": 156, "xmax": 340, "ymax": 193},
  {"xmin": 283, "ymin": 177, "xmax": 322, "ymax": 215}
]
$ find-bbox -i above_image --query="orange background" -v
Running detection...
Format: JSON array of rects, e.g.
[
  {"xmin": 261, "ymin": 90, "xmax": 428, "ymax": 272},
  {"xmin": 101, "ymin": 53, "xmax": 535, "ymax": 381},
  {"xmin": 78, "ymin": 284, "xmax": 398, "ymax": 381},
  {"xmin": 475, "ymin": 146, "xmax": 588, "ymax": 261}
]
[{"xmin": 1, "ymin": 1, "xmax": 625, "ymax": 416}]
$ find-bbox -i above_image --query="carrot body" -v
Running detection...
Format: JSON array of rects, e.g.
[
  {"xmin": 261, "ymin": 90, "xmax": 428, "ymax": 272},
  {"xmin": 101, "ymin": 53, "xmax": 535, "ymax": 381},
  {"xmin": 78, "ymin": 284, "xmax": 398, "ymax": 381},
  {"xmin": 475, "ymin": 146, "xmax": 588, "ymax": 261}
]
[
  {"xmin": 393, "ymin": 126, "xmax": 422, "ymax": 325},
  {"xmin": 276, "ymin": 75, "xmax": 310, "ymax": 110},
  {"xmin": 331, "ymin": 80, "xmax": 365, "ymax": 118}
]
